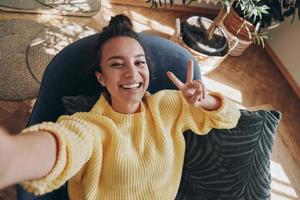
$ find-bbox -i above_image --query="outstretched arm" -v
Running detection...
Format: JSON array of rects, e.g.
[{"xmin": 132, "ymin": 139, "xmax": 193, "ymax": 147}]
[
  {"xmin": 167, "ymin": 59, "xmax": 221, "ymax": 110},
  {"xmin": 0, "ymin": 127, "xmax": 57, "ymax": 190}
]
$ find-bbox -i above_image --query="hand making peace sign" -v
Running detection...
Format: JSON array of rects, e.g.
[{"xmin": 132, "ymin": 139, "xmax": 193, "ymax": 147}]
[{"xmin": 167, "ymin": 60, "xmax": 207, "ymax": 108}]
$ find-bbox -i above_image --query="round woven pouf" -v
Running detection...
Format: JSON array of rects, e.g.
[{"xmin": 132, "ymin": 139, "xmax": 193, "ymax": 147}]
[
  {"xmin": 0, "ymin": 19, "xmax": 46, "ymax": 100},
  {"xmin": 28, "ymin": 24, "xmax": 98, "ymax": 83},
  {"xmin": 0, "ymin": 19, "xmax": 98, "ymax": 100}
]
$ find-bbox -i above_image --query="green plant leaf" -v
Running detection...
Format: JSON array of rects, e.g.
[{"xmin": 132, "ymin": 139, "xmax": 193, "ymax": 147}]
[
  {"xmin": 260, "ymin": 8, "xmax": 269, "ymax": 15},
  {"xmin": 257, "ymin": 37, "xmax": 261, "ymax": 45},
  {"xmin": 225, "ymin": 1, "xmax": 231, "ymax": 12}
]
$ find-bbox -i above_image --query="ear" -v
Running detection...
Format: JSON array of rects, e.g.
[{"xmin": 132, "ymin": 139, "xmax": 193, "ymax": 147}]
[{"xmin": 95, "ymin": 71, "xmax": 106, "ymax": 87}]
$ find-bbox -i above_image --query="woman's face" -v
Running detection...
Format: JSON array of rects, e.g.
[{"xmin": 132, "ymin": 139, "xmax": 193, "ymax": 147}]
[{"xmin": 95, "ymin": 36, "xmax": 150, "ymax": 114}]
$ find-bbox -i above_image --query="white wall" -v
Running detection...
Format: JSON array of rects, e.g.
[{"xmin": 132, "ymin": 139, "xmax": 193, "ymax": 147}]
[{"xmin": 268, "ymin": 16, "xmax": 300, "ymax": 88}]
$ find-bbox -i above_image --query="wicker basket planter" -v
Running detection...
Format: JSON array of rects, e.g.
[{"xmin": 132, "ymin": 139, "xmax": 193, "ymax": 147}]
[
  {"xmin": 221, "ymin": 23, "xmax": 253, "ymax": 56},
  {"xmin": 222, "ymin": 6, "xmax": 256, "ymax": 56}
]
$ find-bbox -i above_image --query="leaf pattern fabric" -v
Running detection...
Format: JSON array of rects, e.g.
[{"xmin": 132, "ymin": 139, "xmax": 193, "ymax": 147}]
[{"xmin": 175, "ymin": 109, "xmax": 281, "ymax": 200}]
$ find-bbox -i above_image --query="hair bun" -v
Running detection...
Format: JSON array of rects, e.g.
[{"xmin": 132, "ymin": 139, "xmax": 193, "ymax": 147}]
[{"xmin": 105, "ymin": 14, "xmax": 133, "ymax": 30}]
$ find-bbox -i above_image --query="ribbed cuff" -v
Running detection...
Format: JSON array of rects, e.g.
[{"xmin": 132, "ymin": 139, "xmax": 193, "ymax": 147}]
[{"xmin": 20, "ymin": 122, "xmax": 67, "ymax": 195}]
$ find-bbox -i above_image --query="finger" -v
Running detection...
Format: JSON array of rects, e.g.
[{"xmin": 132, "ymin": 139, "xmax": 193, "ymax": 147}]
[
  {"xmin": 187, "ymin": 89, "xmax": 202, "ymax": 106},
  {"xmin": 194, "ymin": 80, "xmax": 205, "ymax": 99},
  {"xmin": 167, "ymin": 71, "xmax": 184, "ymax": 89},
  {"xmin": 193, "ymin": 80, "xmax": 202, "ymax": 90},
  {"xmin": 184, "ymin": 80, "xmax": 201, "ymax": 96},
  {"xmin": 186, "ymin": 59, "xmax": 194, "ymax": 83},
  {"xmin": 186, "ymin": 81, "xmax": 200, "ymax": 89},
  {"xmin": 183, "ymin": 87, "xmax": 195, "ymax": 97},
  {"xmin": 201, "ymin": 82, "xmax": 206, "ymax": 99}
]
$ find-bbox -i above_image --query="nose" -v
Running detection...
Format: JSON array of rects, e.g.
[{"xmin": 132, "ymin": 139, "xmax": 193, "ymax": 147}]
[{"xmin": 125, "ymin": 62, "xmax": 137, "ymax": 78}]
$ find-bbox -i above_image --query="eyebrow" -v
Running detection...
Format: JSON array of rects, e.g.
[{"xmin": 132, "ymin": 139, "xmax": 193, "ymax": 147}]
[{"xmin": 107, "ymin": 54, "xmax": 145, "ymax": 61}]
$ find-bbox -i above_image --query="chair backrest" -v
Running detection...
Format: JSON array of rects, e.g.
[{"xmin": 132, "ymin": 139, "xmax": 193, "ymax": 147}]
[{"xmin": 27, "ymin": 33, "xmax": 200, "ymax": 126}]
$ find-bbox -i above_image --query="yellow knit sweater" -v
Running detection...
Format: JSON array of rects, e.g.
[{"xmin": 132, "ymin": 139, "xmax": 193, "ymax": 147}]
[{"xmin": 21, "ymin": 90, "xmax": 240, "ymax": 200}]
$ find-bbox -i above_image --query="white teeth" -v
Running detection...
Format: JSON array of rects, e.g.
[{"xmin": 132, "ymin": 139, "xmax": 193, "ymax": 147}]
[{"xmin": 121, "ymin": 83, "xmax": 140, "ymax": 89}]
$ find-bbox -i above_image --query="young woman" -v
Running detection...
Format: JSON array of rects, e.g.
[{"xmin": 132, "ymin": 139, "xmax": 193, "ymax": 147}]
[{"xmin": 0, "ymin": 15, "xmax": 241, "ymax": 199}]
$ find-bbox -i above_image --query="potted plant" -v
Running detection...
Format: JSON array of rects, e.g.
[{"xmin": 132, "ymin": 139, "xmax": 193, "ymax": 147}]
[
  {"xmin": 221, "ymin": 0, "xmax": 270, "ymax": 56},
  {"xmin": 147, "ymin": 0, "xmax": 300, "ymax": 56},
  {"xmin": 147, "ymin": 0, "xmax": 240, "ymax": 74},
  {"xmin": 222, "ymin": 0, "xmax": 300, "ymax": 55},
  {"xmin": 231, "ymin": 0, "xmax": 300, "ymax": 39}
]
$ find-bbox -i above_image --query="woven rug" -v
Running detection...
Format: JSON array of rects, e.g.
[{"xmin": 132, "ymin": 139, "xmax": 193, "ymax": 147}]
[
  {"xmin": 0, "ymin": 19, "xmax": 46, "ymax": 100},
  {"xmin": 28, "ymin": 24, "xmax": 98, "ymax": 82},
  {"xmin": 0, "ymin": 0, "xmax": 101, "ymax": 17},
  {"xmin": 0, "ymin": 19, "xmax": 98, "ymax": 100}
]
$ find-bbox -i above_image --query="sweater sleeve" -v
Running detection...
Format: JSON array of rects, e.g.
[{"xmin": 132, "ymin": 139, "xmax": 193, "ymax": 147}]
[
  {"xmin": 20, "ymin": 114, "xmax": 98, "ymax": 196},
  {"xmin": 180, "ymin": 91, "xmax": 241, "ymax": 135}
]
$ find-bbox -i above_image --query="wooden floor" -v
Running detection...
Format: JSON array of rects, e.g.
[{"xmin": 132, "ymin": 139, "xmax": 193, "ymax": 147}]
[{"xmin": 0, "ymin": 1, "xmax": 300, "ymax": 199}]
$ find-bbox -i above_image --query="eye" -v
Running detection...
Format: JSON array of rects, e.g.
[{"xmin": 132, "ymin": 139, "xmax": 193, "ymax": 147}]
[
  {"xmin": 135, "ymin": 60, "xmax": 146, "ymax": 66},
  {"xmin": 110, "ymin": 62, "xmax": 123, "ymax": 68}
]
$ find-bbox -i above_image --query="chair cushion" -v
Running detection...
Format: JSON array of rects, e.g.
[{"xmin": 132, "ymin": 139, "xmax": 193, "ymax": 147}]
[
  {"xmin": 62, "ymin": 95, "xmax": 281, "ymax": 200},
  {"xmin": 176, "ymin": 109, "xmax": 281, "ymax": 200},
  {"xmin": 62, "ymin": 94, "xmax": 99, "ymax": 115}
]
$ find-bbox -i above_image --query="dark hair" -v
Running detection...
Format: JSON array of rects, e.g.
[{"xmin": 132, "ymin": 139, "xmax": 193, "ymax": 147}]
[
  {"xmin": 94, "ymin": 14, "xmax": 153, "ymax": 77},
  {"xmin": 105, "ymin": 15, "xmax": 133, "ymax": 30}
]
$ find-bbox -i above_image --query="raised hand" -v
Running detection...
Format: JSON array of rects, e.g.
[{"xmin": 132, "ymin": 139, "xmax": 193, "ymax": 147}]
[
  {"xmin": 167, "ymin": 60, "xmax": 207, "ymax": 108},
  {"xmin": 167, "ymin": 60, "xmax": 221, "ymax": 110}
]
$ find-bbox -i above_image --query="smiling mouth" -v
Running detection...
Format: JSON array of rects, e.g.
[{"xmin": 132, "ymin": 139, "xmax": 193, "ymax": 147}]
[{"xmin": 120, "ymin": 82, "xmax": 142, "ymax": 89}]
